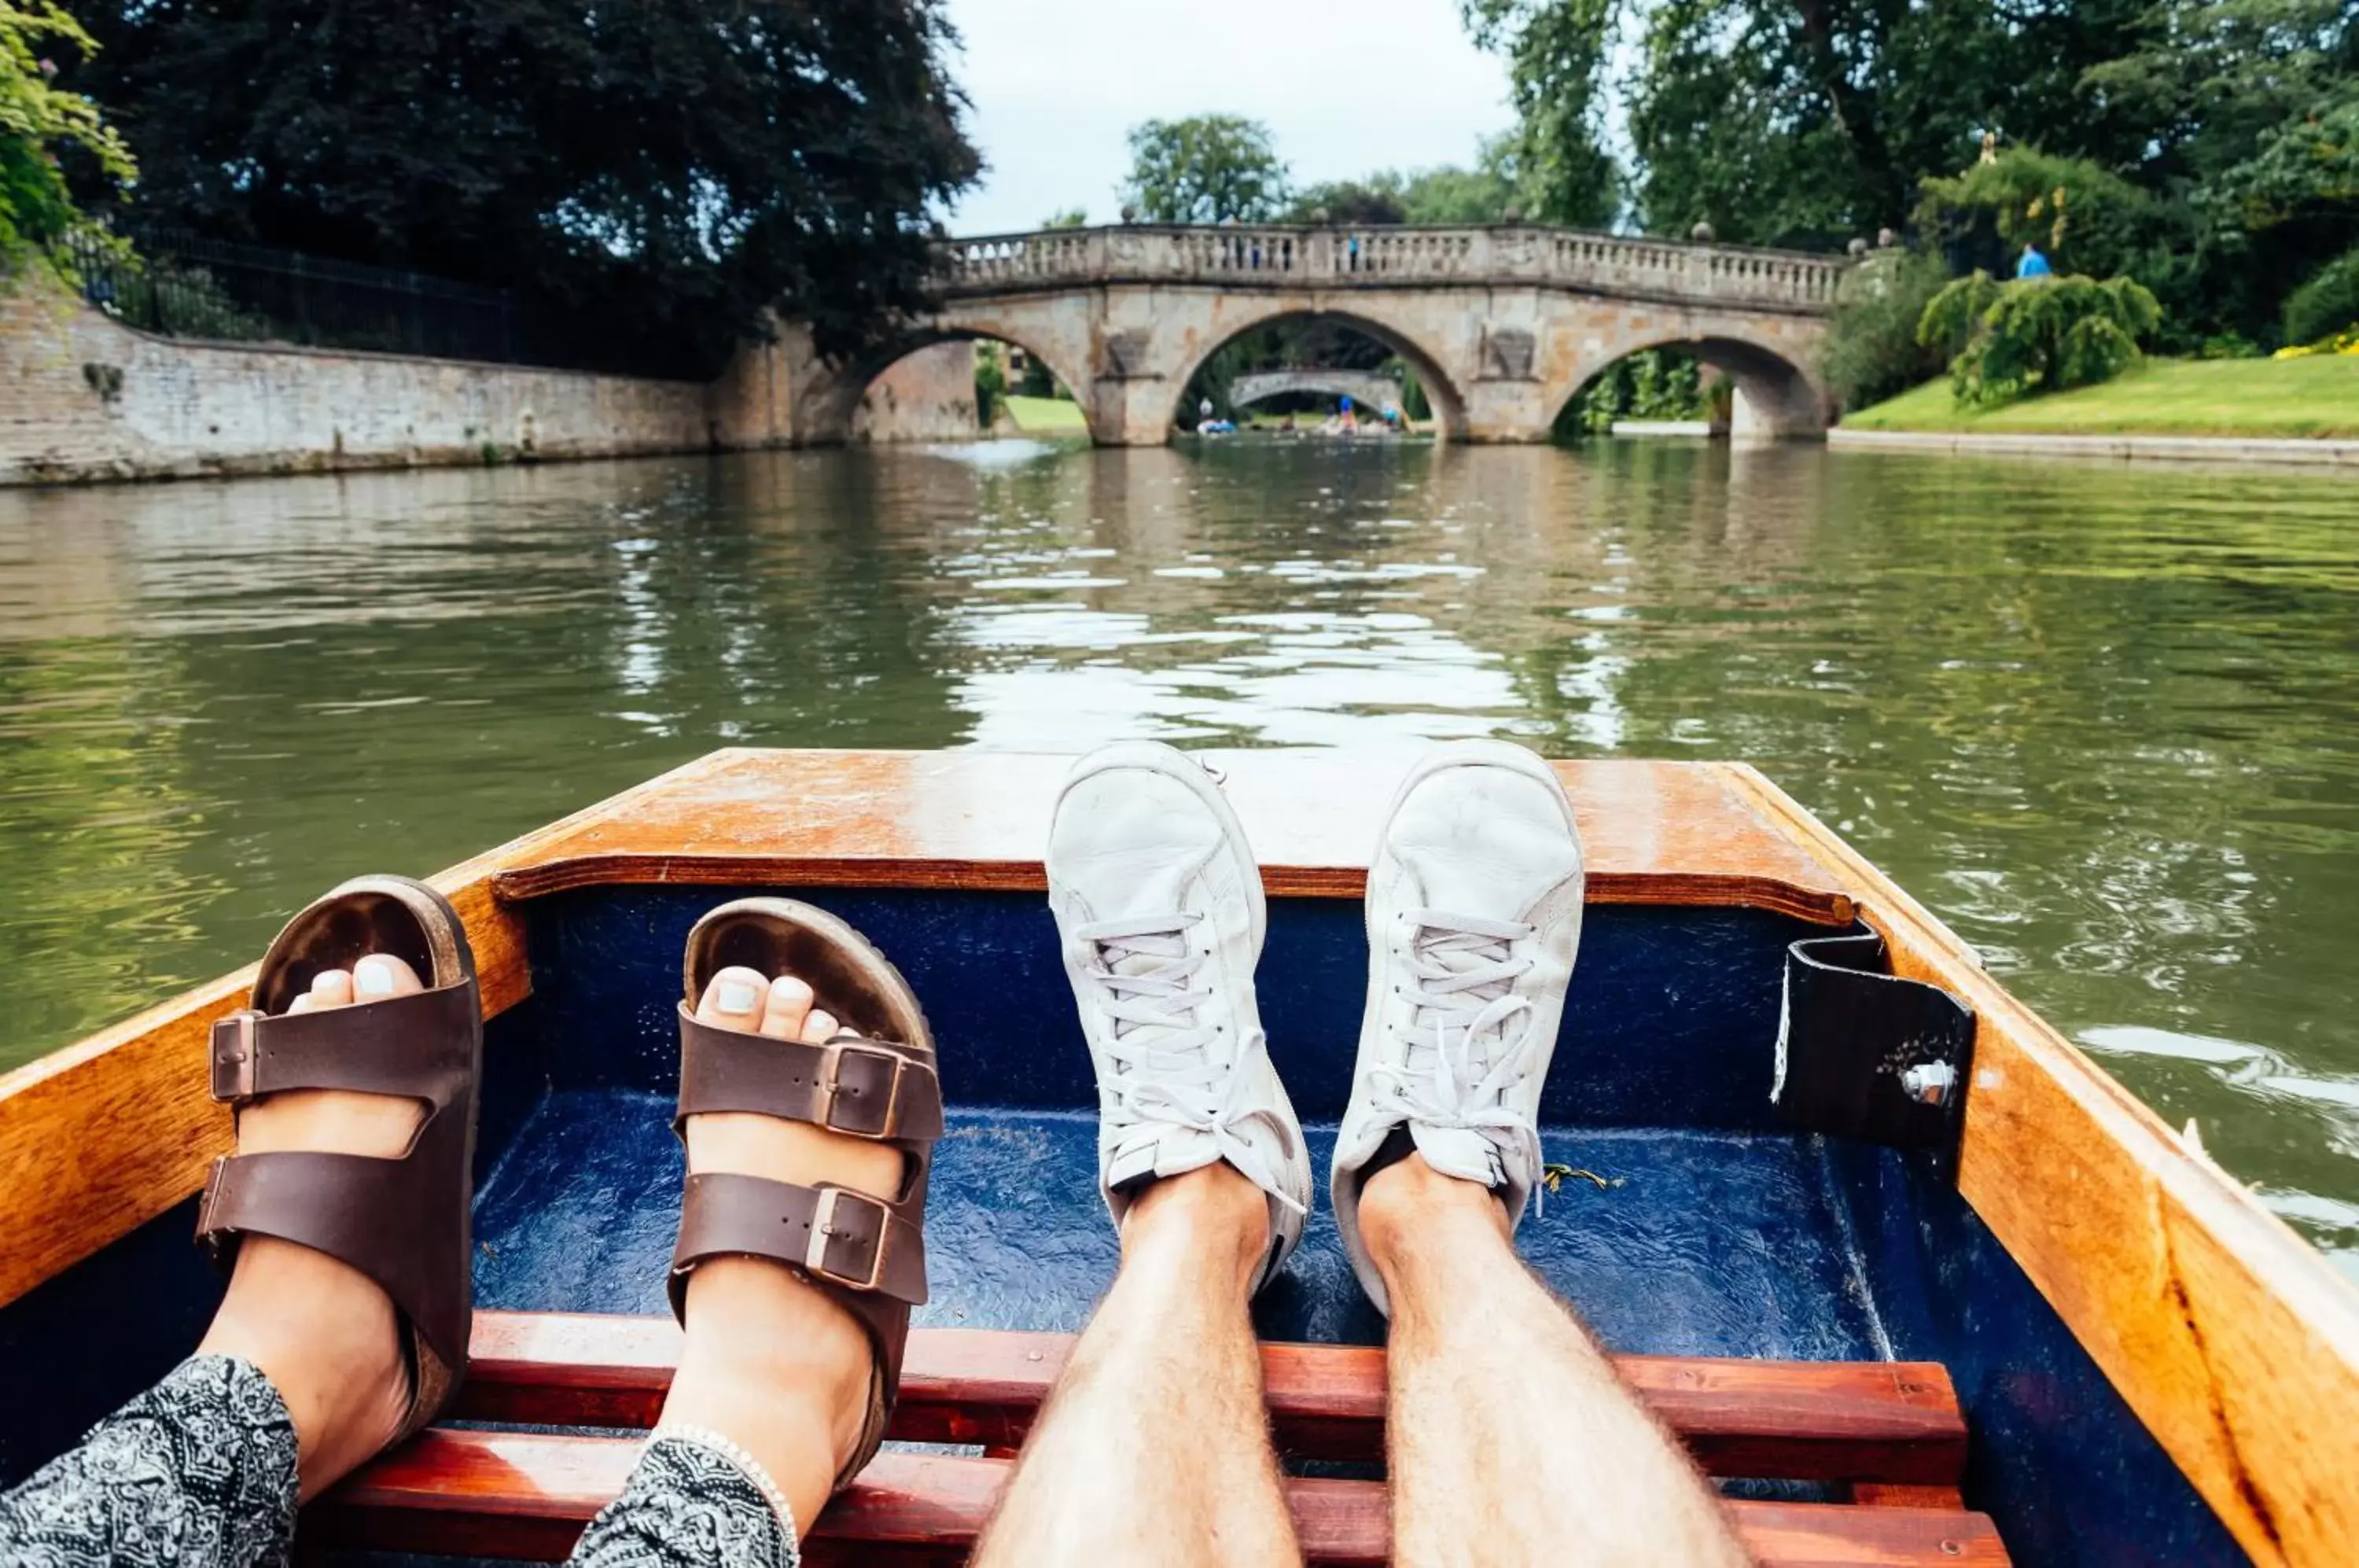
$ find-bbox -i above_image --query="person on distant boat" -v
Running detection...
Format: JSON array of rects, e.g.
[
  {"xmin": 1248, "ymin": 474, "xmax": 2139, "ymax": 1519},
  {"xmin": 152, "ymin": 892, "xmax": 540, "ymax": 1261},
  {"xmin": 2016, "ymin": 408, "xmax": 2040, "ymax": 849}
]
[
  {"xmin": 972, "ymin": 740, "xmax": 1755, "ymax": 1568},
  {"xmin": 2015, "ymin": 242, "xmax": 2052, "ymax": 279}
]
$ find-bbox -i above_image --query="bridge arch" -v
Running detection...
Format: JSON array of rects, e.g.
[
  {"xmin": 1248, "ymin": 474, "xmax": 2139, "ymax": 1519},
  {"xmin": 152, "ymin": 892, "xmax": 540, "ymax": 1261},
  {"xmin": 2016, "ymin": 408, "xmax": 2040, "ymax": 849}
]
[
  {"xmin": 1164, "ymin": 304, "xmax": 1467, "ymax": 439},
  {"xmin": 1548, "ymin": 326, "xmax": 1829, "ymax": 438},
  {"xmin": 819, "ymin": 325, "xmax": 1100, "ymax": 445},
  {"xmin": 1227, "ymin": 369, "xmax": 1408, "ymax": 417}
]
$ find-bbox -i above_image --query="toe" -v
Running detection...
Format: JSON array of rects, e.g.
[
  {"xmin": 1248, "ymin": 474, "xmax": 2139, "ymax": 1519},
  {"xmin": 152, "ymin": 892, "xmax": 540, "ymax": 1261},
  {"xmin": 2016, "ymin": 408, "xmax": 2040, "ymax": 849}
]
[
  {"xmin": 699, "ymin": 966, "xmax": 771, "ymax": 1032},
  {"xmin": 760, "ymin": 976, "xmax": 814, "ymax": 1040},
  {"xmin": 353, "ymin": 955, "xmax": 424, "ymax": 1003},
  {"xmin": 798, "ymin": 1008, "xmax": 839, "ymax": 1044},
  {"xmin": 308, "ymin": 969, "xmax": 355, "ymax": 1010}
]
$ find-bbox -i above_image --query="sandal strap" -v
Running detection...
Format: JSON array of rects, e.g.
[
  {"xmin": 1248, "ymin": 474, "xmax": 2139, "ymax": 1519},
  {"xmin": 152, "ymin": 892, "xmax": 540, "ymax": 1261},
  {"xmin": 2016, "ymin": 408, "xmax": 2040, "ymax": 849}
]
[
  {"xmin": 209, "ymin": 983, "xmax": 477, "ymax": 1106},
  {"xmin": 675, "ymin": 1009, "xmax": 944, "ymax": 1141},
  {"xmin": 671, "ymin": 1172, "xmax": 929, "ymax": 1306},
  {"xmin": 197, "ymin": 1115, "xmax": 471, "ymax": 1369}
]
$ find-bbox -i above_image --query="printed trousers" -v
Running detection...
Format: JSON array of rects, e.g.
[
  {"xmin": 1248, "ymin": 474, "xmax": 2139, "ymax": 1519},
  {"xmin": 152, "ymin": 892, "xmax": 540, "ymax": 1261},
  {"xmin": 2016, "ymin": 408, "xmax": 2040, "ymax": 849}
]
[{"xmin": 0, "ymin": 1356, "xmax": 800, "ymax": 1568}]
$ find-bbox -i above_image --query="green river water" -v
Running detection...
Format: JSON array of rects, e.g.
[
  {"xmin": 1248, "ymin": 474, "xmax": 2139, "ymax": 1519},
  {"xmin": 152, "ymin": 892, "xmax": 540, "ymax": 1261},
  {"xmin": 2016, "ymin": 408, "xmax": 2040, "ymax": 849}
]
[{"xmin": 3, "ymin": 438, "xmax": 2355, "ymax": 1273}]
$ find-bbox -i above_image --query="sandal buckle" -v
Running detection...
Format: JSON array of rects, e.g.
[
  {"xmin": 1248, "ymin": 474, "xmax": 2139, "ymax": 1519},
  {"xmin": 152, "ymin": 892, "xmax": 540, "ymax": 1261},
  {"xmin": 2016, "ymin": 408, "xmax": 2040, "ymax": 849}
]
[
  {"xmin": 210, "ymin": 1012, "xmax": 261, "ymax": 1102},
  {"xmin": 818, "ymin": 1043, "xmax": 904, "ymax": 1139},
  {"xmin": 804, "ymin": 1187, "xmax": 889, "ymax": 1291}
]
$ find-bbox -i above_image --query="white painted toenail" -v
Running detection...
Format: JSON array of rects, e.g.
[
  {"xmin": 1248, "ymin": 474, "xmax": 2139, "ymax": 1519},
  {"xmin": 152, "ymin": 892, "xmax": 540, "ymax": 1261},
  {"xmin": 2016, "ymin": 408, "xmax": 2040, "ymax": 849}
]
[
  {"xmin": 717, "ymin": 980, "xmax": 758, "ymax": 1014},
  {"xmin": 355, "ymin": 960, "xmax": 396, "ymax": 996}
]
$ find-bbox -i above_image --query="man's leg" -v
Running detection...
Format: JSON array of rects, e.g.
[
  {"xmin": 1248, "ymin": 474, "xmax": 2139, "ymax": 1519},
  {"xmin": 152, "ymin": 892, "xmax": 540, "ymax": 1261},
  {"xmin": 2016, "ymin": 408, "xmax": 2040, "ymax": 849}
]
[
  {"xmin": 1363, "ymin": 1152, "xmax": 1749, "ymax": 1568},
  {"xmin": 971, "ymin": 1163, "xmax": 1299, "ymax": 1568},
  {"xmin": 979, "ymin": 742, "xmax": 1321, "ymax": 1568}
]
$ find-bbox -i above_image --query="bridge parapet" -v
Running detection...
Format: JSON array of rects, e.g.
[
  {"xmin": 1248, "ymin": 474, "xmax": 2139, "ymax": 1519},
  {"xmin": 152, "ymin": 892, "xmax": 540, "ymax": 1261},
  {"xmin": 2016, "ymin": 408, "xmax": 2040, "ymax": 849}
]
[{"xmin": 939, "ymin": 224, "xmax": 1848, "ymax": 315}]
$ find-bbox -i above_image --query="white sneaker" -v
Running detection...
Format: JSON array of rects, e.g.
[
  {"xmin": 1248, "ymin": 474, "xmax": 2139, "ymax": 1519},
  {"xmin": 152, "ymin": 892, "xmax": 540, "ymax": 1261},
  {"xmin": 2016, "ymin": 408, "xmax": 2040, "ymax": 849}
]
[
  {"xmin": 1331, "ymin": 740, "xmax": 1585, "ymax": 1314},
  {"xmin": 1047, "ymin": 742, "xmax": 1312, "ymax": 1294}
]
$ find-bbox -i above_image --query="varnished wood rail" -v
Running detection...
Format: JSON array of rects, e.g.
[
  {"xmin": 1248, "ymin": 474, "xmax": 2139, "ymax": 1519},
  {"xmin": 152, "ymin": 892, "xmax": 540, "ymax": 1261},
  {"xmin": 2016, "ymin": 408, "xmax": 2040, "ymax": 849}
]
[
  {"xmin": 312, "ymin": 1432, "xmax": 2009, "ymax": 1566},
  {"xmin": 454, "ymin": 1311, "xmax": 1969, "ymax": 1485}
]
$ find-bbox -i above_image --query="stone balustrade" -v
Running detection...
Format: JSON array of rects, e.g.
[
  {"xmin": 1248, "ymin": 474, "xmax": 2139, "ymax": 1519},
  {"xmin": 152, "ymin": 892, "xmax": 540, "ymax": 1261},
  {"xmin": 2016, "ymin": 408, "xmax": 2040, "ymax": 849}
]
[{"xmin": 938, "ymin": 224, "xmax": 1847, "ymax": 314}]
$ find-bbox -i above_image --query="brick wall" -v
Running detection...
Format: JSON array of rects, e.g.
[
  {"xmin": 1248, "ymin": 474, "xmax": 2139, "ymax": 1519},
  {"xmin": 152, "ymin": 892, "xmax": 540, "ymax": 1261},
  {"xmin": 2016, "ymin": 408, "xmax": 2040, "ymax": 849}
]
[{"xmin": 849, "ymin": 341, "xmax": 980, "ymax": 443}]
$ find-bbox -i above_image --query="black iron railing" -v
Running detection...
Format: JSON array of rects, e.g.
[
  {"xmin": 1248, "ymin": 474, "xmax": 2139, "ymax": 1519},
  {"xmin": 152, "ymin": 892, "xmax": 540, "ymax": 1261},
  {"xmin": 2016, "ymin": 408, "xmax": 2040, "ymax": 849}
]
[{"xmin": 55, "ymin": 227, "xmax": 708, "ymax": 379}]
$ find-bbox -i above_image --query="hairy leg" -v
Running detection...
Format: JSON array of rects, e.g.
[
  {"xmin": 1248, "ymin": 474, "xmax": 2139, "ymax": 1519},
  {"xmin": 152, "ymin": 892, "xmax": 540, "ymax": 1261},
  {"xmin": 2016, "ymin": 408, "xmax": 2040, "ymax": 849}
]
[
  {"xmin": 1365, "ymin": 1154, "xmax": 1750, "ymax": 1568},
  {"xmin": 971, "ymin": 1164, "xmax": 1301, "ymax": 1568}
]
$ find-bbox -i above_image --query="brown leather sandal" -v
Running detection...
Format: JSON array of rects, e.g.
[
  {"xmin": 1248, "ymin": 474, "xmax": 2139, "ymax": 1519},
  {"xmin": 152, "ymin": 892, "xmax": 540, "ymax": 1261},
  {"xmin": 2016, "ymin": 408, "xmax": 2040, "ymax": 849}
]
[
  {"xmin": 197, "ymin": 874, "xmax": 482, "ymax": 1445},
  {"xmin": 668, "ymin": 896, "xmax": 943, "ymax": 1491}
]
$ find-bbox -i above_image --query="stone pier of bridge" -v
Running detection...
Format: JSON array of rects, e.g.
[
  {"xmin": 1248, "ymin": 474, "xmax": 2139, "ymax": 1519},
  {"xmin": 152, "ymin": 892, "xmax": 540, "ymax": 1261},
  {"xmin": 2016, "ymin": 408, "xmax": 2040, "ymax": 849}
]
[{"xmin": 714, "ymin": 224, "xmax": 1852, "ymax": 449}]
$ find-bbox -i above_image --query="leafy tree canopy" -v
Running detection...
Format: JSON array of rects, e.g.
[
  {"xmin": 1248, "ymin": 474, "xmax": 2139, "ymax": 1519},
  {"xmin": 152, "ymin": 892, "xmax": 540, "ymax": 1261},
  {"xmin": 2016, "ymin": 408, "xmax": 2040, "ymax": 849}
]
[
  {"xmin": 1121, "ymin": 116, "xmax": 1288, "ymax": 223},
  {"xmin": 1283, "ymin": 141, "xmax": 1523, "ymax": 226},
  {"xmin": 1, "ymin": 1, "xmax": 132, "ymax": 277},
  {"xmin": 1462, "ymin": 0, "xmax": 2359, "ymax": 340},
  {"xmin": 64, "ymin": 0, "xmax": 979, "ymax": 374}
]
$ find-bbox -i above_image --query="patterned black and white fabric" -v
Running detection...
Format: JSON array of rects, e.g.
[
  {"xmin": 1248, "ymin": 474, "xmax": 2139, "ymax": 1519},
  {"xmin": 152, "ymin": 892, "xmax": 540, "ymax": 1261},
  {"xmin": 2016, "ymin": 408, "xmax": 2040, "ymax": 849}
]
[
  {"xmin": 0, "ymin": 1360, "xmax": 800, "ymax": 1568},
  {"xmin": 572, "ymin": 1430, "xmax": 802, "ymax": 1568},
  {"xmin": 0, "ymin": 1356, "xmax": 299, "ymax": 1568}
]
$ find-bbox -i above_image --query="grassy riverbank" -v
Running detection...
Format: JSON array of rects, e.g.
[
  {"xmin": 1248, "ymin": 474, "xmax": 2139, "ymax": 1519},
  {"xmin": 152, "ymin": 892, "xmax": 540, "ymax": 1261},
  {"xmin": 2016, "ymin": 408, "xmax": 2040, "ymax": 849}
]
[
  {"xmin": 999, "ymin": 395, "xmax": 1090, "ymax": 436},
  {"xmin": 1842, "ymin": 355, "xmax": 2359, "ymax": 439}
]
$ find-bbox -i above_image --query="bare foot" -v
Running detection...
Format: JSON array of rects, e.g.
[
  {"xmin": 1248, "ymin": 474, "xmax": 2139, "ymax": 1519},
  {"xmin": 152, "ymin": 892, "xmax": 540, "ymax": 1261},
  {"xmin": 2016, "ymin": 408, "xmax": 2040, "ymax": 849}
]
[
  {"xmin": 195, "ymin": 955, "xmax": 428, "ymax": 1498},
  {"xmin": 658, "ymin": 966, "xmax": 906, "ymax": 1529}
]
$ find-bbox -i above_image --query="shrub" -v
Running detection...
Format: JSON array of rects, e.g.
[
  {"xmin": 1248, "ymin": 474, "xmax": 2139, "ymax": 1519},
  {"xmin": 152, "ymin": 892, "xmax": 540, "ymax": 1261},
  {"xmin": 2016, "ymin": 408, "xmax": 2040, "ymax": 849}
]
[
  {"xmin": 2283, "ymin": 248, "xmax": 2359, "ymax": 349},
  {"xmin": 1824, "ymin": 248, "xmax": 1952, "ymax": 408},
  {"xmin": 2, "ymin": 1, "xmax": 136, "ymax": 283},
  {"xmin": 1917, "ymin": 271, "xmax": 2162, "ymax": 407}
]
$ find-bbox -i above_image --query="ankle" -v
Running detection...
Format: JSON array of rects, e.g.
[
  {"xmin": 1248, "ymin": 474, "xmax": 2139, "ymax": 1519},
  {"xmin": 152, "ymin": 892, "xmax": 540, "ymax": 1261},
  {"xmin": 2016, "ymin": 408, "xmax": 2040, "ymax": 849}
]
[
  {"xmin": 197, "ymin": 1238, "xmax": 407, "ymax": 1494},
  {"xmin": 1360, "ymin": 1150, "xmax": 1511, "ymax": 1293},
  {"xmin": 1121, "ymin": 1161, "xmax": 1270, "ymax": 1295},
  {"xmin": 666, "ymin": 1257, "xmax": 876, "ymax": 1487}
]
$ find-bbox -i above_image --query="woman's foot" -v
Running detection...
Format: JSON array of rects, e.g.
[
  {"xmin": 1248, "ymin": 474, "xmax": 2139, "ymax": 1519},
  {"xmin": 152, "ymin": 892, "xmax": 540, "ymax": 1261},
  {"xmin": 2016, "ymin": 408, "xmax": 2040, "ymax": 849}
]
[
  {"xmin": 657, "ymin": 965, "xmax": 905, "ymax": 1529},
  {"xmin": 195, "ymin": 955, "xmax": 428, "ymax": 1498}
]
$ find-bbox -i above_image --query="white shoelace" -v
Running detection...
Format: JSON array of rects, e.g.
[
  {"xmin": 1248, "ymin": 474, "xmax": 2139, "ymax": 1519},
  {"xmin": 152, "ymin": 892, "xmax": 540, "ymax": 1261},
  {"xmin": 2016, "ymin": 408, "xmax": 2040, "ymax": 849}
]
[
  {"xmin": 1371, "ymin": 907, "xmax": 1546, "ymax": 1198},
  {"xmin": 1076, "ymin": 911, "xmax": 1305, "ymax": 1213}
]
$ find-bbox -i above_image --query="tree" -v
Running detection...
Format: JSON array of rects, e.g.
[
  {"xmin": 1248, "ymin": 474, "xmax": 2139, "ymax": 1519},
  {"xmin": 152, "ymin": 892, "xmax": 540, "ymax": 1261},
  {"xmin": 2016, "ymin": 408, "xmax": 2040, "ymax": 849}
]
[
  {"xmin": 1462, "ymin": 0, "xmax": 1621, "ymax": 226},
  {"xmin": 64, "ymin": 0, "xmax": 979, "ymax": 374},
  {"xmin": 1121, "ymin": 116, "xmax": 1287, "ymax": 223},
  {"xmin": 1040, "ymin": 208, "xmax": 1088, "ymax": 229},
  {"xmin": 1285, "ymin": 178, "xmax": 1408, "ymax": 225},
  {"xmin": 1, "ymin": 1, "xmax": 132, "ymax": 279}
]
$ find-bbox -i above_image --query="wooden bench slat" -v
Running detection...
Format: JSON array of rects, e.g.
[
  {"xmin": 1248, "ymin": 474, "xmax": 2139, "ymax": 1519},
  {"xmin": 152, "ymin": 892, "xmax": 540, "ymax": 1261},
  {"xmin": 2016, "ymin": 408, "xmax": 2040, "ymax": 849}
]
[
  {"xmin": 458, "ymin": 1312, "xmax": 1967, "ymax": 1485},
  {"xmin": 315, "ymin": 1430, "xmax": 2011, "ymax": 1566}
]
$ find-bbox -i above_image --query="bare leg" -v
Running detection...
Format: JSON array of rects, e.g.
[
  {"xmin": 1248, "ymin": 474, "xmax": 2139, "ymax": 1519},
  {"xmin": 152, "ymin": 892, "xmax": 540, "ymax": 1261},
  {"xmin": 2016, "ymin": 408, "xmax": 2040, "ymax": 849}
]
[
  {"xmin": 1364, "ymin": 1154, "xmax": 1750, "ymax": 1568},
  {"xmin": 972, "ymin": 1163, "xmax": 1302, "ymax": 1568}
]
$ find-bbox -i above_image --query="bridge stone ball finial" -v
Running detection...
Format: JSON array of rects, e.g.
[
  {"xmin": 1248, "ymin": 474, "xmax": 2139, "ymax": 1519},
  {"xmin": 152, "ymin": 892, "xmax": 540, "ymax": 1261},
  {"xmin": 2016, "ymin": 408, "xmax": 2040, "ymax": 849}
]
[
  {"xmin": 1691, "ymin": 220, "xmax": 1716, "ymax": 244},
  {"xmin": 1311, "ymin": 207, "xmax": 1330, "ymax": 224},
  {"xmin": 1848, "ymin": 237, "xmax": 1870, "ymax": 257},
  {"xmin": 1121, "ymin": 203, "xmax": 1139, "ymax": 224},
  {"xmin": 1877, "ymin": 226, "xmax": 1899, "ymax": 249}
]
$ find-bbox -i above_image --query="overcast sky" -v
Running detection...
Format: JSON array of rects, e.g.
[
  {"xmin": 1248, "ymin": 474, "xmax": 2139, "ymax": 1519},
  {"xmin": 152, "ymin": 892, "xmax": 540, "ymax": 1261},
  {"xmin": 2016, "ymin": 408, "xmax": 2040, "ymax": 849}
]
[{"xmin": 940, "ymin": 0, "xmax": 1517, "ymax": 235}]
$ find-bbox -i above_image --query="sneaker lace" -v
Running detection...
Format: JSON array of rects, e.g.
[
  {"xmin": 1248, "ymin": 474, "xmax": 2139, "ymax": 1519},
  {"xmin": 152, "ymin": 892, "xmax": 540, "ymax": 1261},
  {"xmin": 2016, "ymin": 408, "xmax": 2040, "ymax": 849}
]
[
  {"xmin": 1076, "ymin": 911, "xmax": 1305, "ymax": 1215},
  {"xmin": 1371, "ymin": 908, "xmax": 1547, "ymax": 1200}
]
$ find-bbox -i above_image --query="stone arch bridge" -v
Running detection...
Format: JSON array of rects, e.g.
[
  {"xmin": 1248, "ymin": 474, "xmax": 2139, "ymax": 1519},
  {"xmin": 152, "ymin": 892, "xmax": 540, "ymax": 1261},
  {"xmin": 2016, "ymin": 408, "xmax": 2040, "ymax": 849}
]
[
  {"xmin": 1227, "ymin": 368, "xmax": 1407, "ymax": 417},
  {"xmin": 727, "ymin": 225, "xmax": 1851, "ymax": 447}
]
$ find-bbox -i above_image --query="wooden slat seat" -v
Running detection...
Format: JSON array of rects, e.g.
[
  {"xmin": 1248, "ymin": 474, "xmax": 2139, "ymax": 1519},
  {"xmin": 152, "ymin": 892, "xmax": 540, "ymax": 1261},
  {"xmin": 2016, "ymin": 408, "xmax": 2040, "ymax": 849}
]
[
  {"xmin": 309, "ymin": 1311, "xmax": 2008, "ymax": 1563},
  {"xmin": 453, "ymin": 1312, "xmax": 1971, "ymax": 1485},
  {"xmin": 313, "ymin": 1431, "xmax": 2011, "ymax": 1566}
]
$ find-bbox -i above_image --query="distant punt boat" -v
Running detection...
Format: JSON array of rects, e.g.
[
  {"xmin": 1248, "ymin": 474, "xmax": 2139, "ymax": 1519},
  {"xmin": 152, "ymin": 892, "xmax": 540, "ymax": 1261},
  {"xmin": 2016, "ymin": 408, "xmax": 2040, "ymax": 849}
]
[{"xmin": 1, "ymin": 749, "xmax": 2348, "ymax": 1566}]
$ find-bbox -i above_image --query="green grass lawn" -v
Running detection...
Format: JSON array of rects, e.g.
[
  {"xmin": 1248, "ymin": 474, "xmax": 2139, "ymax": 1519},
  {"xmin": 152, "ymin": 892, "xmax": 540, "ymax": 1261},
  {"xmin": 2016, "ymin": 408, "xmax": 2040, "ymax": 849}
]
[
  {"xmin": 999, "ymin": 394, "xmax": 1090, "ymax": 436},
  {"xmin": 1841, "ymin": 355, "xmax": 2359, "ymax": 439}
]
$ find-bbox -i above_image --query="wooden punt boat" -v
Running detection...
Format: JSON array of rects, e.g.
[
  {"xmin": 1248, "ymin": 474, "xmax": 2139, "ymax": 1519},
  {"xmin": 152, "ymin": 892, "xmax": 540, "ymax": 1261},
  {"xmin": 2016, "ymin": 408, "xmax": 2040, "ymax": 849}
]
[{"xmin": 2, "ymin": 749, "xmax": 2353, "ymax": 1566}]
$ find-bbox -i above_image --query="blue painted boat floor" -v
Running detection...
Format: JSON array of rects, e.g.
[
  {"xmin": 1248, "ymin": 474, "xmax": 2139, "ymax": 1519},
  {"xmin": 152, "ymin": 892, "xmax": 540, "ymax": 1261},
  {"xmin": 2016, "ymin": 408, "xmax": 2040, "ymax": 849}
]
[{"xmin": 473, "ymin": 1089, "xmax": 1886, "ymax": 1362}]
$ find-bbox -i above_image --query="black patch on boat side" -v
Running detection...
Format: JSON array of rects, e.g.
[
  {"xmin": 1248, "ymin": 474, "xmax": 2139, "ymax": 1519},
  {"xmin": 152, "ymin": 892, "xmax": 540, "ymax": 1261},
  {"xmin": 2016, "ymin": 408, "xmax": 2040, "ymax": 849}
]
[{"xmin": 1771, "ymin": 929, "xmax": 1974, "ymax": 1168}]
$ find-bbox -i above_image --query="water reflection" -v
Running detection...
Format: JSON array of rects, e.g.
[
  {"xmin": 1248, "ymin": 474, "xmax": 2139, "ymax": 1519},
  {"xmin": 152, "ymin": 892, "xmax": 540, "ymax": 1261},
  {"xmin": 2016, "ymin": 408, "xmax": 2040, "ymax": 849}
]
[{"xmin": 2, "ymin": 440, "xmax": 2356, "ymax": 1269}]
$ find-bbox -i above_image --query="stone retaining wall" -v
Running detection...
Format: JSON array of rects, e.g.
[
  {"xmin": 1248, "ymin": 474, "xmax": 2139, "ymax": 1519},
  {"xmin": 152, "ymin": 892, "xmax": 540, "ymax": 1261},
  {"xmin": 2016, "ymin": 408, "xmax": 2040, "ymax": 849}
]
[{"xmin": 1, "ymin": 278, "xmax": 734, "ymax": 485}]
